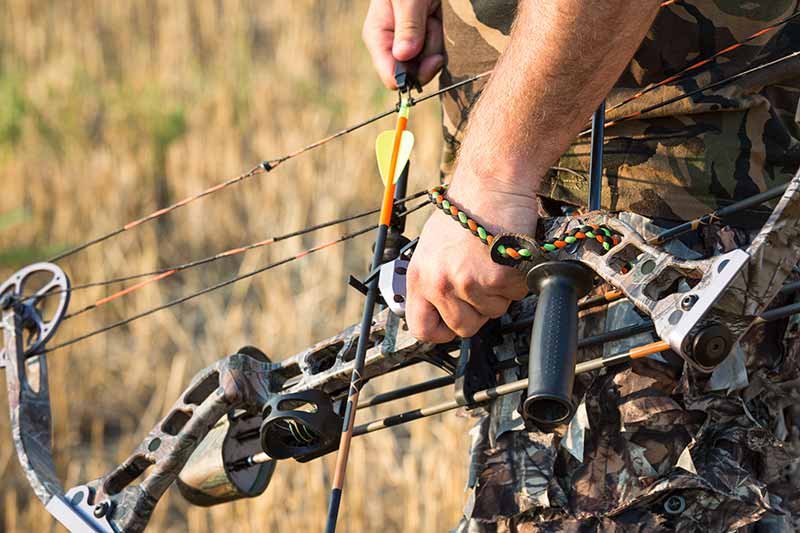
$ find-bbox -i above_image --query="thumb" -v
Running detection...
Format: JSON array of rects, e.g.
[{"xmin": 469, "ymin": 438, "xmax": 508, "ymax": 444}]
[{"xmin": 392, "ymin": 0, "xmax": 427, "ymax": 61}]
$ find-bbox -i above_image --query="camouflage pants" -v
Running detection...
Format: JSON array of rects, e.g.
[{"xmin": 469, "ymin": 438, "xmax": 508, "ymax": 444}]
[{"xmin": 453, "ymin": 215, "xmax": 800, "ymax": 533}]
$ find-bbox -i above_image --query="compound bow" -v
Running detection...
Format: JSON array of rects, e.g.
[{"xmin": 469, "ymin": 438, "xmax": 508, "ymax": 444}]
[
  {"xmin": 2, "ymin": 166, "xmax": 799, "ymax": 531},
  {"xmin": 2, "ymin": 15, "xmax": 800, "ymax": 532}
]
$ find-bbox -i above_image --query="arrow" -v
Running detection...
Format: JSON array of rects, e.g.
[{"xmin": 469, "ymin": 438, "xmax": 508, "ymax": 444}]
[{"xmin": 324, "ymin": 69, "xmax": 415, "ymax": 533}]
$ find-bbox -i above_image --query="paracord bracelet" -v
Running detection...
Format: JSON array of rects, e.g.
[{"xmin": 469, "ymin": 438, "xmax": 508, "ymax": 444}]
[{"xmin": 427, "ymin": 185, "xmax": 623, "ymax": 260}]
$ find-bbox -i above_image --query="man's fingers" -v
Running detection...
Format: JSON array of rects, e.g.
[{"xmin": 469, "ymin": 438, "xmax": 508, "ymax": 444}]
[
  {"xmin": 407, "ymin": 296, "xmax": 456, "ymax": 343},
  {"xmin": 416, "ymin": 16, "xmax": 444, "ymax": 85},
  {"xmin": 367, "ymin": 39, "xmax": 400, "ymax": 88},
  {"xmin": 431, "ymin": 292, "xmax": 487, "ymax": 338},
  {"xmin": 465, "ymin": 293, "xmax": 510, "ymax": 319},
  {"xmin": 391, "ymin": 0, "xmax": 429, "ymax": 60},
  {"xmin": 364, "ymin": 0, "xmax": 443, "ymax": 88},
  {"xmin": 416, "ymin": 55, "xmax": 444, "ymax": 86},
  {"xmin": 363, "ymin": 0, "xmax": 401, "ymax": 88}
]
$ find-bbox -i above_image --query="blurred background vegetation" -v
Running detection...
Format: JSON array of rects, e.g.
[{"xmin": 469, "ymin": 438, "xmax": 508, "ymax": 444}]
[{"xmin": 0, "ymin": 1, "xmax": 471, "ymax": 530}]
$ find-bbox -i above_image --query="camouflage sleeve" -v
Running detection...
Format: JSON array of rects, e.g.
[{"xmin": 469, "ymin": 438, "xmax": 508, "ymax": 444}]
[{"xmin": 439, "ymin": 0, "xmax": 800, "ymax": 224}]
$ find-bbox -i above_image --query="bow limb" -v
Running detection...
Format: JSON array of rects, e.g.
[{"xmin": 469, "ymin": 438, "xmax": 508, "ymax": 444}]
[
  {"xmin": 3, "ymin": 309, "xmax": 64, "ymax": 506},
  {"xmin": 738, "ymin": 169, "xmax": 800, "ymax": 315}
]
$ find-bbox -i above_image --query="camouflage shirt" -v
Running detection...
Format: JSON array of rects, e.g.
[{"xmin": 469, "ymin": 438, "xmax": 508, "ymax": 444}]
[
  {"xmin": 439, "ymin": 0, "xmax": 800, "ymax": 224},
  {"xmin": 441, "ymin": 2, "xmax": 800, "ymax": 531},
  {"xmin": 453, "ymin": 216, "xmax": 800, "ymax": 532}
]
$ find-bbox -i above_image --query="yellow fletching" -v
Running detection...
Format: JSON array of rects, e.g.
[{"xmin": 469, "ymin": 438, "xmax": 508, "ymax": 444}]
[{"xmin": 375, "ymin": 130, "xmax": 414, "ymax": 185}]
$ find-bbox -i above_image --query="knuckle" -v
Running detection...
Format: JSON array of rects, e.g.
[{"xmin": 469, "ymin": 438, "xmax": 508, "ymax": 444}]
[
  {"xmin": 457, "ymin": 272, "xmax": 479, "ymax": 294},
  {"xmin": 431, "ymin": 274, "xmax": 450, "ymax": 297},
  {"xmin": 411, "ymin": 317, "xmax": 441, "ymax": 343},
  {"xmin": 485, "ymin": 268, "xmax": 509, "ymax": 288},
  {"xmin": 487, "ymin": 302, "xmax": 509, "ymax": 319},
  {"xmin": 454, "ymin": 320, "xmax": 481, "ymax": 339},
  {"xmin": 398, "ymin": 19, "xmax": 422, "ymax": 32}
]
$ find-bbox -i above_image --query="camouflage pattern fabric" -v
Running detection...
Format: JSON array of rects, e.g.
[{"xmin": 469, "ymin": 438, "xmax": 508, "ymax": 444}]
[
  {"xmin": 452, "ymin": 216, "xmax": 800, "ymax": 532},
  {"xmin": 439, "ymin": 0, "xmax": 800, "ymax": 225}
]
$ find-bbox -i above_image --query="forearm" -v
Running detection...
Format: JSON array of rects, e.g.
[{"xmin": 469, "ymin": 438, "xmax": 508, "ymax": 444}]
[{"xmin": 452, "ymin": 0, "xmax": 661, "ymax": 199}]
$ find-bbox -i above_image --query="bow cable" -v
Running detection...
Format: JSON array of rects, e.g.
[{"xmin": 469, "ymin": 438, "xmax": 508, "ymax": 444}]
[
  {"xmin": 31, "ymin": 190, "xmax": 428, "ymax": 316},
  {"xmin": 38, "ymin": 199, "xmax": 430, "ymax": 354},
  {"xmin": 582, "ymin": 49, "xmax": 800, "ymax": 135},
  {"xmin": 45, "ymin": 36, "xmax": 797, "ymax": 310},
  {"xmin": 605, "ymin": 10, "xmax": 800, "ymax": 116},
  {"xmin": 35, "ymin": 19, "xmax": 800, "ymax": 355},
  {"xmin": 44, "ymin": 74, "xmax": 488, "ymax": 264},
  {"xmin": 23, "ymin": 9, "xmax": 798, "ymax": 375},
  {"xmin": 62, "ymin": 192, "xmax": 428, "ymax": 318}
]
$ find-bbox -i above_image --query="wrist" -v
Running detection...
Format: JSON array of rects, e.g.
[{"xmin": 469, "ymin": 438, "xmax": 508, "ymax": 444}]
[{"xmin": 445, "ymin": 167, "xmax": 539, "ymax": 235}]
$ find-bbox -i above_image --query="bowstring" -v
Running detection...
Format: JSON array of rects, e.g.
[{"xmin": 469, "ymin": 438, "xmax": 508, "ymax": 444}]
[
  {"xmin": 42, "ymin": 10, "xmax": 797, "ymax": 264},
  {"xmin": 588, "ymin": 49, "xmax": 800, "ymax": 134},
  {"xmin": 604, "ymin": 10, "xmax": 800, "ymax": 116},
  {"xmin": 32, "ymin": 189, "xmax": 427, "ymax": 302}
]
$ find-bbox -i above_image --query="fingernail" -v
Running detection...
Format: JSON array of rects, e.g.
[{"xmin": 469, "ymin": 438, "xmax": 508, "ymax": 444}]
[{"xmin": 392, "ymin": 39, "xmax": 417, "ymax": 59}]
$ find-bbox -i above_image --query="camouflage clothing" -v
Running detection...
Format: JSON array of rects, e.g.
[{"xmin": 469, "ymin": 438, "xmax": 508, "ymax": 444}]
[
  {"xmin": 454, "ymin": 216, "xmax": 800, "ymax": 532},
  {"xmin": 440, "ymin": 3, "xmax": 800, "ymax": 528},
  {"xmin": 439, "ymin": 0, "xmax": 800, "ymax": 224}
]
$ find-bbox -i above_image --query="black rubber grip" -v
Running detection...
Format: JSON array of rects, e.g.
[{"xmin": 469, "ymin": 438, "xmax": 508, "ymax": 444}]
[{"xmin": 523, "ymin": 261, "xmax": 593, "ymax": 429}]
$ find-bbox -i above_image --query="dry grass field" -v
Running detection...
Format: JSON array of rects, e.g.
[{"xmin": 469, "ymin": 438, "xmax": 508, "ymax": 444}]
[{"xmin": 0, "ymin": 1, "xmax": 472, "ymax": 531}]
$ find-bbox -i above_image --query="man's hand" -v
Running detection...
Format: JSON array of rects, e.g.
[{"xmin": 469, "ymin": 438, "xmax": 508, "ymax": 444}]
[
  {"xmin": 406, "ymin": 175, "xmax": 535, "ymax": 342},
  {"xmin": 362, "ymin": 0, "xmax": 444, "ymax": 89},
  {"xmin": 399, "ymin": 0, "xmax": 661, "ymax": 341}
]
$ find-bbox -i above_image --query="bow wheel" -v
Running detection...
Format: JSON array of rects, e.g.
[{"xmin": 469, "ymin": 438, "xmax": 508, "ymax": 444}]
[{"xmin": 0, "ymin": 262, "xmax": 70, "ymax": 357}]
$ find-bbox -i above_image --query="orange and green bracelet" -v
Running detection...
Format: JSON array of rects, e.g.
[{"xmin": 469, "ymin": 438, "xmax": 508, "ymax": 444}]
[{"xmin": 427, "ymin": 185, "xmax": 622, "ymax": 260}]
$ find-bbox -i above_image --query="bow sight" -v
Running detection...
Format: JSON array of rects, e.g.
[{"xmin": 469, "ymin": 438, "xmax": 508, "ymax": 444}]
[{"xmin": 3, "ymin": 168, "xmax": 798, "ymax": 532}]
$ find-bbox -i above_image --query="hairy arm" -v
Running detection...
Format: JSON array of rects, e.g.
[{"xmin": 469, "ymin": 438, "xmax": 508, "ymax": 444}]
[
  {"xmin": 451, "ymin": 0, "xmax": 661, "ymax": 201},
  {"xmin": 406, "ymin": 0, "xmax": 663, "ymax": 342}
]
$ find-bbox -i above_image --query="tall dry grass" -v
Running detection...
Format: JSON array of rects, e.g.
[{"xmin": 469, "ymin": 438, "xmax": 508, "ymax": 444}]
[{"xmin": 0, "ymin": 1, "xmax": 471, "ymax": 531}]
